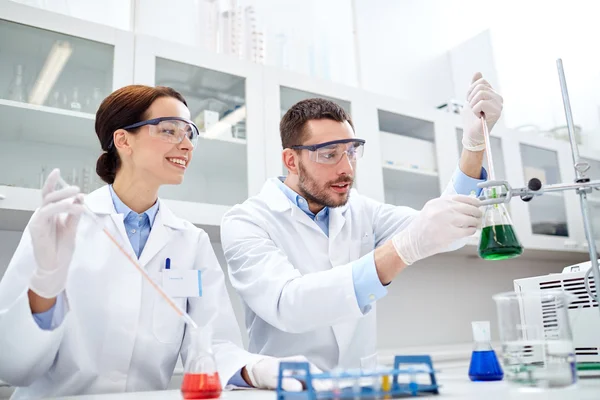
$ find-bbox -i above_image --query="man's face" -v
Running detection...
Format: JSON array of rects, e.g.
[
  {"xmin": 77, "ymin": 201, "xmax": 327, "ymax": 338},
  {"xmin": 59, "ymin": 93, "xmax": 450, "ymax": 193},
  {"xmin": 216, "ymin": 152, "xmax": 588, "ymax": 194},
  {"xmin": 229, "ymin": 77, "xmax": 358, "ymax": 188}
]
[{"xmin": 296, "ymin": 119, "xmax": 357, "ymax": 208}]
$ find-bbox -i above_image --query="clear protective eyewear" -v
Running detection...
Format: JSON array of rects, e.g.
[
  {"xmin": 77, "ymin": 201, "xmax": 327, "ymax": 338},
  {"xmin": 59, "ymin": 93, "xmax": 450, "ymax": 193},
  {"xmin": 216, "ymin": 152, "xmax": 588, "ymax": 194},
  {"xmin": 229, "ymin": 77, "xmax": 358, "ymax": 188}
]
[
  {"xmin": 120, "ymin": 117, "xmax": 199, "ymax": 147},
  {"xmin": 290, "ymin": 138, "xmax": 366, "ymax": 165}
]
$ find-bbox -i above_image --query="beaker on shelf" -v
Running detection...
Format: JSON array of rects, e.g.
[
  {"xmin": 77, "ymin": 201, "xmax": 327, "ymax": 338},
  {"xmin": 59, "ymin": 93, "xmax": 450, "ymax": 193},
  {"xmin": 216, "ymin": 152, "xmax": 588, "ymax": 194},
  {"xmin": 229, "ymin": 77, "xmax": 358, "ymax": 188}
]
[
  {"xmin": 181, "ymin": 327, "xmax": 222, "ymax": 399},
  {"xmin": 478, "ymin": 188, "xmax": 523, "ymax": 260}
]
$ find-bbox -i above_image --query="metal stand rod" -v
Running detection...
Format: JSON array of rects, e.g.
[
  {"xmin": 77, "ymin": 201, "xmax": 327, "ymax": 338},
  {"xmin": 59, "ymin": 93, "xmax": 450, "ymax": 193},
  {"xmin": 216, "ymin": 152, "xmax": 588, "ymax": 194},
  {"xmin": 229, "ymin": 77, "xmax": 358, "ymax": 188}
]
[{"xmin": 557, "ymin": 59, "xmax": 600, "ymax": 313}]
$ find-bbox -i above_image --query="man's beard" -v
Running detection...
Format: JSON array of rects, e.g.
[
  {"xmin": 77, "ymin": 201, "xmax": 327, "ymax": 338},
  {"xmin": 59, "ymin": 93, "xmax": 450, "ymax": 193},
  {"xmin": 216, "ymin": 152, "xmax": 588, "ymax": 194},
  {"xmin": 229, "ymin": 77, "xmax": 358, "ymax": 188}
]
[{"xmin": 297, "ymin": 160, "xmax": 353, "ymax": 208}]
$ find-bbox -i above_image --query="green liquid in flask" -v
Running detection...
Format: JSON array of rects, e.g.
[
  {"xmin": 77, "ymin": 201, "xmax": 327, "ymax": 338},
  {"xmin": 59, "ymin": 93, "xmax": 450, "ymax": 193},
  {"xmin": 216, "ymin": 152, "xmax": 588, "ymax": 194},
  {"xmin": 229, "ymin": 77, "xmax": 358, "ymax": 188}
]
[{"xmin": 479, "ymin": 224, "xmax": 523, "ymax": 260}]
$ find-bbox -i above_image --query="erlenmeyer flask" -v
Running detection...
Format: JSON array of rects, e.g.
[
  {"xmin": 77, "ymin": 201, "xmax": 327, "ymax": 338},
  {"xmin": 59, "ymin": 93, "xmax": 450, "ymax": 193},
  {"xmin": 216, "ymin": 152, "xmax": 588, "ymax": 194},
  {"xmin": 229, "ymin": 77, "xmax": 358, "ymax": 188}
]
[
  {"xmin": 468, "ymin": 321, "xmax": 503, "ymax": 381},
  {"xmin": 181, "ymin": 327, "xmax": 222, "ymax": 399},
  {"xmin": 478, "ymin": 188, "xmax": 523, "ymax": 260}
]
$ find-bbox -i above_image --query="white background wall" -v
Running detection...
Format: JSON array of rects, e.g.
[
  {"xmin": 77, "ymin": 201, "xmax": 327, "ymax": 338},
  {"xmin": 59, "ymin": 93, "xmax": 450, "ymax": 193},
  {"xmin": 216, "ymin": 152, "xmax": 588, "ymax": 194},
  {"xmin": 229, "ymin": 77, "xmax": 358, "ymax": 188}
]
[{"xmin": 355, "ymin": 0, "xmax": 600, "ymax": 147}]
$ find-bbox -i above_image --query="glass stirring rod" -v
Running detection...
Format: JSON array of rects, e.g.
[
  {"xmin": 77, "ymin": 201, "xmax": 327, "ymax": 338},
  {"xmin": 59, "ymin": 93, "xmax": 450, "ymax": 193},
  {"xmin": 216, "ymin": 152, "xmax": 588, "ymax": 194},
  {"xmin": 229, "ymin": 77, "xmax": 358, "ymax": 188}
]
[
  {"xmin": 56, "ymin": 176, "xmax": 198, "ymax": 329},
  {"xmin": 480, "ymin": 114, "xmax": 496, "ymax": 182}
]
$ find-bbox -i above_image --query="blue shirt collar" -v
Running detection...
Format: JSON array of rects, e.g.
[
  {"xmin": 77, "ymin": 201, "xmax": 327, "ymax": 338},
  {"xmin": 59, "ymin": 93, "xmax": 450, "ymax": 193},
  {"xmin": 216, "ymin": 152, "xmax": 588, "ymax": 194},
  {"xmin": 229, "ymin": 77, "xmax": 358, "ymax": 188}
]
[
  {"xmin": 108, "ymin": 185, "xmax": 159, "ymax": 226},
  {"xmin": 274, "ymin": 176, "xmax": 329, "ymax": 219}
]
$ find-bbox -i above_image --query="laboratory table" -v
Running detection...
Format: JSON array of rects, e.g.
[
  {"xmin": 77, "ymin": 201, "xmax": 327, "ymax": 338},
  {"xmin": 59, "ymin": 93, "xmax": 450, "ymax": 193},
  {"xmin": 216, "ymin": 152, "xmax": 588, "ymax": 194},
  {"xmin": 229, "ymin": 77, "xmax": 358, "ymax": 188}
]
[{"xmin": 52, "ymin": 370, "xmax": 600, "ymax": 400}]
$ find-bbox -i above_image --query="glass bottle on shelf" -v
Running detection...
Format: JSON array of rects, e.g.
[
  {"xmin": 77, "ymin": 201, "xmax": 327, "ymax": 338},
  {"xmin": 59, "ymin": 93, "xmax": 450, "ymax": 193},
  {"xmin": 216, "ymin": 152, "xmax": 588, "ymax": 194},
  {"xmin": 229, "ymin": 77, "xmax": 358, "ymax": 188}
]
[
  {"xmin": 84, "ymin": 87, "xmax": 103, "ymax": 114},
  {"xmin": 8, "ymin": 64, "xmax": 27, "ymax": 102},
  {"xmin": 49, "ymin": 90, "xmax": 61, "ymax": 108},
  {"xmin": 91, "ymin": 87, "xmax": 103, "ymax": 112},
  {"xmin": 70, "ymin": 86, "xmax": 82, "ymax": 111}
]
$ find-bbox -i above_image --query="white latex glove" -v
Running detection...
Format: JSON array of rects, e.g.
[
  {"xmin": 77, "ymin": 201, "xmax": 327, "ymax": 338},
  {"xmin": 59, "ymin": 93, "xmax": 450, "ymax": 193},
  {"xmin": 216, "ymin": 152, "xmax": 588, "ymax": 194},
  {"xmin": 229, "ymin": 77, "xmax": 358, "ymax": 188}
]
[
  {"xmin": 245, "ymin": 355, "xmax": 331, "ymax": 392},
  {"xmin": 461, "ymin": 72, "xmax": 504, "ymax": 151},
  {"xmin": 392, "ymin": 195, "xmax": 482, "ymax": 265},
  {"xmin": 29, "ymin": 168, "xmax": 84, "ymax": 299}
]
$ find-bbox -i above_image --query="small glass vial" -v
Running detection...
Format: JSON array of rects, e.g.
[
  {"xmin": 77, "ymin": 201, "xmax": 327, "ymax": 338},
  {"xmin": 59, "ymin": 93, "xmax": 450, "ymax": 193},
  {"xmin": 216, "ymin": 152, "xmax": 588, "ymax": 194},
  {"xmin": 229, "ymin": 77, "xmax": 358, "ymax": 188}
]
[
  {"xmin": 181, "ymin": 327, "xmax": 222, "ymax": 399},
  {"xmin": 468, "ymin": 321, "xmax": 503, "ymax": 381}
]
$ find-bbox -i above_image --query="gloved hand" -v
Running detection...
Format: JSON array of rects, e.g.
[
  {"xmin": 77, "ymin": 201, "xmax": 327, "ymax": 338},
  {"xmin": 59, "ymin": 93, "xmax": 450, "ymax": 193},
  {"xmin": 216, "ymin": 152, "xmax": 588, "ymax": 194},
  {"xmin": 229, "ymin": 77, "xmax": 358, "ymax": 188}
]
[
  {"xmin": 245, "ymin": 355, "xmax": 330, "ymax": 392},
  {"xmin": 29, "ymin": 169, "xmax": 84, "ymax": 299},
  {"xmin": 392, "ymin": 195, "xmax": 482, "ymax": 265},
  {"xmin": 461, "ymin": 72, "xmax": 504, "ymax": 151}
]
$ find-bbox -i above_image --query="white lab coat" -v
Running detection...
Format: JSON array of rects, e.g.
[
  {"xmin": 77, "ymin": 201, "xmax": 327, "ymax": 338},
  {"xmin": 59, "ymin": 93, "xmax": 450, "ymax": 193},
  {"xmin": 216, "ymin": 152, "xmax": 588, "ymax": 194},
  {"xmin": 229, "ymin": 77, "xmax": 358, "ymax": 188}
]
[
  {"xmin": 221, "ymin": 178, "xmax": 462, "ymax": 371},
  {"xmin": 0, "ymin": 186, "xmax": 261, "ymax": 399}
]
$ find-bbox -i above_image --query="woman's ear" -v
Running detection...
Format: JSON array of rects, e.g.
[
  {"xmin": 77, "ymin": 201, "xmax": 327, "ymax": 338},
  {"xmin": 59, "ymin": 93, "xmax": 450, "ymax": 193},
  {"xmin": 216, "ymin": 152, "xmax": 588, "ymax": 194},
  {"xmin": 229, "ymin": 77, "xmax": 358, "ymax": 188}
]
[{"xmin": 113, "ymin": 129, "xmax": 132, "ymax": 156}]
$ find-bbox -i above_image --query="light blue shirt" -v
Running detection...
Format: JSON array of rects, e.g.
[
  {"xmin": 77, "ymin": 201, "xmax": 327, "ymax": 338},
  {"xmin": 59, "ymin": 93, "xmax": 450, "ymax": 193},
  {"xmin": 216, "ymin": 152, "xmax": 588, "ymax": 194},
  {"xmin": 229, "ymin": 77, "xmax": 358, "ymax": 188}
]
[
  {"xmin": 108, "ymin": 185, "xmax": 159, "ymax": 258},
  {"xmin": 275, "ymin": 166, "xmax": 487, "ymax": 312}
]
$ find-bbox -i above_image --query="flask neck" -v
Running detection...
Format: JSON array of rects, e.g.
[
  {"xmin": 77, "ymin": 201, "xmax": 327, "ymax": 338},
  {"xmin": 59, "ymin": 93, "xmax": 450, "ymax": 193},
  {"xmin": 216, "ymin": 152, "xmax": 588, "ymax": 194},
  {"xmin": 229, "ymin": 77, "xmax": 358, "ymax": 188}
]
[{"xmin": 473, "ymin": 341, "xmax": 493, "ymax": 351}]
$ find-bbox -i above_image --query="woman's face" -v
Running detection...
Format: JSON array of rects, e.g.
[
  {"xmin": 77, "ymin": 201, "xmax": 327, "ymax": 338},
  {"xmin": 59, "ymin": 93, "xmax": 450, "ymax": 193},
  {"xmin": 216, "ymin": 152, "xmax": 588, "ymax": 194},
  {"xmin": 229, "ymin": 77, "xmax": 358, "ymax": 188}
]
[{"xmin": 126, "ymin": 96, "xmax": 194, "ymax": 186}]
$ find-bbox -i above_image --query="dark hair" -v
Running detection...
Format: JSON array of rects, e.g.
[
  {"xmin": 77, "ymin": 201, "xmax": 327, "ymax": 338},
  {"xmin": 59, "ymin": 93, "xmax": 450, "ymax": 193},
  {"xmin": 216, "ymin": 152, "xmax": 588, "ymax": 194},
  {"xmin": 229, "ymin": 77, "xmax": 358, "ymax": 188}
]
[
  {"xmin": 279, "ymin": 98, "xmax": 354, "ymax": 149},
  {"xmin": 95, "ymin": 85, "xmax": 187, "ymax": 184}
]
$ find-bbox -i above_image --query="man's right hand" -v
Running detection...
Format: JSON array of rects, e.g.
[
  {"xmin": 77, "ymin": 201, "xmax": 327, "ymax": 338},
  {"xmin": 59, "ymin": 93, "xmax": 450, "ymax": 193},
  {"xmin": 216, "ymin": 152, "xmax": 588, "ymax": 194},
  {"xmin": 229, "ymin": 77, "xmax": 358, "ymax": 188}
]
[{"xmin": 391, "ymin": 195, "xmax": 482, "ymax": 266}]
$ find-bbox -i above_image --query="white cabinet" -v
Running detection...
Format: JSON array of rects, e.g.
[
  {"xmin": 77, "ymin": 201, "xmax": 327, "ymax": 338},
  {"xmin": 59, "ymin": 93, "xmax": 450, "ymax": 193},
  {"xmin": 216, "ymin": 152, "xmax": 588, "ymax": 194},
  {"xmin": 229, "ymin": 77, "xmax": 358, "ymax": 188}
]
[
  {"xmin": 373, "ymin": 96, "xmax": 442, "ymax": 210},
  {"xmin": 500, "ymin": 130, "xmax": 585, "ymax": 252},
  {"xmin": 0, "ymin": 2, "xmax": 133, "ymax": 231},
  {"xmin": 133, "ymin": 35, "xmax": 266, "ymax": 210}
]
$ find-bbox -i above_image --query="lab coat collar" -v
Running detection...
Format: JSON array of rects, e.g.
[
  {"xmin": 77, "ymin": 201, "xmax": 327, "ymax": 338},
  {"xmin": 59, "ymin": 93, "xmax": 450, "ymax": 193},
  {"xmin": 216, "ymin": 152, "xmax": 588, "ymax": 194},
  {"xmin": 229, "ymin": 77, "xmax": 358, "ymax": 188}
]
[
  {"xmin": 261, "ymin": 178, "xmax": 294, "ymax": 212},
  {"xmin": 261, "ymin": 178, "xmax": 351, "ymax": 214},
  {"xmin": 85, "ymin": 185, "xmax": 117, "ymax": 215},
  {"xmin": 85, "ymin": 186, "xmax": 185, "ymax": 230},
  {"xmin": 85, "ymin": 186, "xmax": 186, "ymax": 266}
]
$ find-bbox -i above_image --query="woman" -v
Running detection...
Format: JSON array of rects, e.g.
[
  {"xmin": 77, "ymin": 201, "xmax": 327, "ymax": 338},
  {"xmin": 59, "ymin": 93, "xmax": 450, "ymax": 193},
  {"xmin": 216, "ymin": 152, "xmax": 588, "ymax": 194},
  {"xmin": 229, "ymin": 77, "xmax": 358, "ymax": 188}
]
[{"xmin": 0, "ymin": 85, "xmax": 318, "ymax": 398}]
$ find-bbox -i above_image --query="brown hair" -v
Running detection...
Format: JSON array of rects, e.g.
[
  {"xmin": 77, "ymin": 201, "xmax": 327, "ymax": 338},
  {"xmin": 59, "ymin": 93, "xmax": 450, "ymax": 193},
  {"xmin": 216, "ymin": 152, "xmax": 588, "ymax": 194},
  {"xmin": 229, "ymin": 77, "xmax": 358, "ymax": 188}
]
[
  {"xmin": 279, "ymin": 98, "xmax": 354, "ymax": 149},
  {"xmin": 95, "ymin": 85, "xmax": 187, "ymax": 184}
]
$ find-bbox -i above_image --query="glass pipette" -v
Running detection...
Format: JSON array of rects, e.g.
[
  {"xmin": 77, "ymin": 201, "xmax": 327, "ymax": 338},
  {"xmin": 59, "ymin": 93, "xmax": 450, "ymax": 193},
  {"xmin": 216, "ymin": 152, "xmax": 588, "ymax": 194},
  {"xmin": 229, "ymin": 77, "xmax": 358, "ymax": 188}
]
[
  {"xmin": 56, "ymin": 176, "xmax": 198, "ymax": 329},
  {"xmin": 481, "ymin": 114, "xmax": 496, "ymax": 182}
]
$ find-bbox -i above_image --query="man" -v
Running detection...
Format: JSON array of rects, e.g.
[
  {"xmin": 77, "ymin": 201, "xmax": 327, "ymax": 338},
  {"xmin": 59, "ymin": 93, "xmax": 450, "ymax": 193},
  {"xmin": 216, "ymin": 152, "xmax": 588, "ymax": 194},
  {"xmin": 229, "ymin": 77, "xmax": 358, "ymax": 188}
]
[{"xmin": 220, "ymin": 73, "xmax": 502, "ymax": 371}]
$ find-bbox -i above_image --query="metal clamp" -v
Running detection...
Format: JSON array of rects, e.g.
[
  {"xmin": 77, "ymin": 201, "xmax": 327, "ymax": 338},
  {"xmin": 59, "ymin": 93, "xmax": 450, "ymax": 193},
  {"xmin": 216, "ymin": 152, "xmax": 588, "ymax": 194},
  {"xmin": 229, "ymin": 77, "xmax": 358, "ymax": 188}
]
[{"xmin": 477, "ymin": 179, "xmax": 600, "ymax": 206}]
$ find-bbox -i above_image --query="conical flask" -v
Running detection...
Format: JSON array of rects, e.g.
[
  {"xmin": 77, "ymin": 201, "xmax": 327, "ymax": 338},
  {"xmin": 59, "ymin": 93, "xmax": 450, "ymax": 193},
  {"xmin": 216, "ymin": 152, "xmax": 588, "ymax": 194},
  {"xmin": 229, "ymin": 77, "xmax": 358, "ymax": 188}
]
[
  {"xmin": 478, "ymin": 188, "xmax": 523, "ymax": 260},
  {"xmin": 181, "ymin": 327, "xmax": 222, "ymax": 399},
  {"xmin": 468, "ymin": 321, "xmax": 503, "ymax": 381}
]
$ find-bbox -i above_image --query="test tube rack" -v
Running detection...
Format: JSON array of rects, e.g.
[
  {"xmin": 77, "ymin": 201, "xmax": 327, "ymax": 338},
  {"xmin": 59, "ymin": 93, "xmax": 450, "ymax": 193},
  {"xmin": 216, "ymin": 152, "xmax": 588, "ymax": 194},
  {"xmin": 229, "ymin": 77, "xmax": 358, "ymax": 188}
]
[{"xmin": 276, "ymin": 355, "xmax": 439, "ymax": 400}]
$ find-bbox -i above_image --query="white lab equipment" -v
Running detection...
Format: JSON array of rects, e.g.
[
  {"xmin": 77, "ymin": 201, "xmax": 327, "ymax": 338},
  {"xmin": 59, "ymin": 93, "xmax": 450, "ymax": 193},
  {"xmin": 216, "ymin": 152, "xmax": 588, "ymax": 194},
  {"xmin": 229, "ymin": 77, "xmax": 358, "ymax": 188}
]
[
  {"xmin": 0, "ymin": 184, "xmax": 262, "ymax": 398},
  {"xmin": 220, "ymin": 176, "xmax": 467, "ymax": 371},
  {"xmin": 514, "ymin": 261, "xmax": 600, "ymax": 368}
]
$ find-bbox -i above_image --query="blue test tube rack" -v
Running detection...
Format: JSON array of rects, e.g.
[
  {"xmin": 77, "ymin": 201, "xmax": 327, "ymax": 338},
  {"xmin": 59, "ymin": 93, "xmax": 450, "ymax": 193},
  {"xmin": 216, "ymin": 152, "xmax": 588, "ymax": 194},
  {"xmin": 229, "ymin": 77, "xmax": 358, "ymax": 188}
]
[{"xmin": 276, "ymin": 355, "xmax": 439, "ymax": 400}]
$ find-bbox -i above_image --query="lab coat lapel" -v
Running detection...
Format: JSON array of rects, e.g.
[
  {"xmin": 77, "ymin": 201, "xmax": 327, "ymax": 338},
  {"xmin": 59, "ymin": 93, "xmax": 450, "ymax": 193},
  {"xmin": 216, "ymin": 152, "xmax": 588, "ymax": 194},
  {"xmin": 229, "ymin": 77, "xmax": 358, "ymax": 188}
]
[
  {"xmin": 138, "ymin": 201, "xmax": 184, "ymax": 267},
  {"xmin": 85, "ymin": 186, "xmax": 136, "ymax": 258},
  {"xmin": 263, "ymin": 178, "xmax": 324, "ymax": 235},
  {"xmin": 328, "ymin": 203, "xmax": 358, "ymax": 359},
  {"xmin": 328, "ymin": 205, "xmax": 348, "ymax": 243}
]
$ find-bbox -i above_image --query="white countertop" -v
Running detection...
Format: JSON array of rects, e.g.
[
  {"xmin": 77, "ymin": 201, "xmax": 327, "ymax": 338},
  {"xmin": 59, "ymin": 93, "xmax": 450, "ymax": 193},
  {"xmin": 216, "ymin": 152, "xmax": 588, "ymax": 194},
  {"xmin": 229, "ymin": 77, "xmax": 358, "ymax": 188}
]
[{"xmin": 51, "ymin": 368, "xmax": 600, "ymax": 400}]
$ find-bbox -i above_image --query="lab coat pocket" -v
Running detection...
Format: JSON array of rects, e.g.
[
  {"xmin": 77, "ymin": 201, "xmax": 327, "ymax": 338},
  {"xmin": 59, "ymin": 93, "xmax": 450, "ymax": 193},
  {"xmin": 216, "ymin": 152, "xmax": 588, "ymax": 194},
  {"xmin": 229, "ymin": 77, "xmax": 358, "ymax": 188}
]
[
  {"xmin": 360, "ymin": 353, "xmax": 378, "ymax": 370},
  {"xmin": 152, "ymin": 293, "xmax": 187, "ymax": 344}
]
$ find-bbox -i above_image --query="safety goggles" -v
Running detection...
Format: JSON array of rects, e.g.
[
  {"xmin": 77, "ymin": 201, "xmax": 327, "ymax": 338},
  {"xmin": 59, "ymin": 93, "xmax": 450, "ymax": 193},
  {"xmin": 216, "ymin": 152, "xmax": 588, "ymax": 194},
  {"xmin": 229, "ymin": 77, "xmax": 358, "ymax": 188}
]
[
  {"xmin": 119, "ymin": 117, "xmax": 200, "ymax": 148},
  {"xmin": 290, "ymin": 138, "xmax": 366, "ymax": 165}
]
